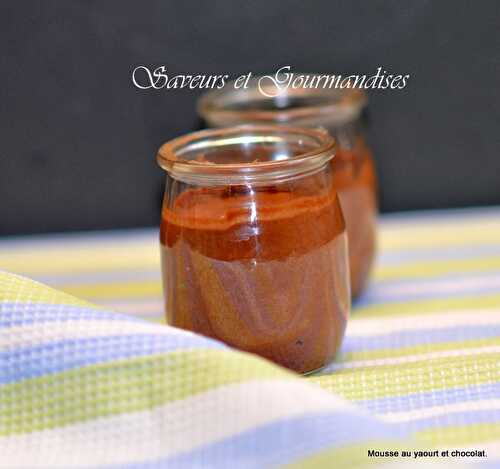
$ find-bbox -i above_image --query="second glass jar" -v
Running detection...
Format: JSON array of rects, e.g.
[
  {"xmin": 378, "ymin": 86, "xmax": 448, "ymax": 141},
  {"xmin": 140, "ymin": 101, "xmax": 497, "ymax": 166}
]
[{"xmin": 198, "ymin": 79, "xmax": 378, "ymax": 298}]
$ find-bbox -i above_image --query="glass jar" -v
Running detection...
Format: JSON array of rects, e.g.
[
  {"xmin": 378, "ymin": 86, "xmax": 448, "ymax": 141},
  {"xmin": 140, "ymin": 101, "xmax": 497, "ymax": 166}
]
[
  {"xmin": 198, "ymin": 79, "xmax": 377, "ymax": 298},
  {"xmin": 157, "ymin": 125, "xmax": 350, "ymax": 374}
]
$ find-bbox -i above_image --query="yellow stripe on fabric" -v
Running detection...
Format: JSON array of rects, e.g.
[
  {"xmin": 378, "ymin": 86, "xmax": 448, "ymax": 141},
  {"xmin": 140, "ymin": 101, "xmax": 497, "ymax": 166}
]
[
  {"xmin": 0, "ymin": 245, "xmax": 159, "ymax": 275},
  {"xmin": 353, "ymin": 294, "xmax": 500, "ymax": 318},
  {"xmin": 145, "ymin": 316, "xmax": 165, "ymax": 324},
  {"xmin": 374, "ymin": 257, "xmax": 500, "ymax": 282},
  {"xmin": 309, "ymin": 353, "xmax": 500, "ymax": 401},
  {"xmin": 0, "ymin": 272, "xmax": 93, "ymax": 308},
  {"xmin": 61, "ymin": 281, "xmax": 162, "ymax": 300},
  {"xmin": 341, "ymin": 337, "xmax": 500, "ymax": 363},
  {"xmin": 415, "ymin": 423, "xmax": 500, "ymax": 447},
  {"xmin": 379, "ymin": 222, "xmax": 500, "ymax": 251},
  {"xmin": 0, "ymin": 349, "xmax": 290, "ymax": 436}
]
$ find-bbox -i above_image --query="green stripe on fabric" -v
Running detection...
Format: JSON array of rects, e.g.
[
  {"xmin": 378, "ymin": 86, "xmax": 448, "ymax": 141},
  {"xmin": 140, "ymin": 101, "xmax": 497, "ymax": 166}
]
[
  {"xmin": 379, "ymin": 224, "xmax": 500, "ymax": 251},
  {"xmin": 309, "ymin": 353, "xmax": 500, "ymax": 401},
  {"xmin": 0, "ymin": 349, "xmax": 290, "ymax": 436},
  {"xmin": 353, "ymin": 294, "xmax": 500, "ymax": 318},
  {"xmin": 0, "ymin": 273, "xmax": 94, "ymax": 308},
  {"xmin": 0, "ymin": 246, "xmax": 159, "ymax": 276},
  {"xmin": 145, "ymin": 316, "xmax": 165, "ymax": 324},
  {"xmin": 415, "ymin": 423, "xmax": 500, "ymax": 447},
  {"xmin": 341, "ymin": 338, "xmax": 500, "ymax": 362},
  {"xmin": 61, "ymin": 281, "xmax": 162, "ymax": 300},
  {"xmin": 374, "ymin": 257, "xmax": 500, "ymax": 281},
  {"xmin": 283, "ymin": 441, "xmax": 409, "ymax": 469}
]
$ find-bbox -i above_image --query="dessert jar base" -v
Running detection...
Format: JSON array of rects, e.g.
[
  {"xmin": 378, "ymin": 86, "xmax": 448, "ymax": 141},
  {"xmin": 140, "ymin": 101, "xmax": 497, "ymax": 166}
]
[{"xmin": 160, "ymin": 233, "xmax": 349, "ymax": 374}]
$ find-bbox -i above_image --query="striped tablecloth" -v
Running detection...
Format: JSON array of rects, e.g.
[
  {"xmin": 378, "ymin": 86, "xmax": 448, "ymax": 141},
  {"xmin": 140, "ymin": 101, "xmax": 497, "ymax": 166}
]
[{"xmin": 1, "ymin": 206, "xmax": 499, "ymax": 467}]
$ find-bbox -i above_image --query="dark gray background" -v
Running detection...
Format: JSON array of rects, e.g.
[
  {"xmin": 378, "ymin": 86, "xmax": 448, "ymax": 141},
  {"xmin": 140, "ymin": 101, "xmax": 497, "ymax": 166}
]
[{"xmin": 1, "ymin": 0, "xmax": 499, "ymax": 235}]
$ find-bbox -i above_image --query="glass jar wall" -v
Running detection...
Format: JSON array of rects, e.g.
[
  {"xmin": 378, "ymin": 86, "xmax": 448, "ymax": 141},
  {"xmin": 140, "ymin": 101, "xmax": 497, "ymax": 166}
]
[{"xmin": 157, "ymin": 125, "xmax": 350, "ymax": 373}]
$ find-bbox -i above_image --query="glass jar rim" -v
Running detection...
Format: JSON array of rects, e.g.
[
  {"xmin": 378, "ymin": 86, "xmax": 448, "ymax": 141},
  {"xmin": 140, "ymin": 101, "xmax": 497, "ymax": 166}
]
[
  {"xmin": 157, "ymin": 124, "xmax": 336, "ymax": 185},
  {"xmin": 197, "ymin": 74, "xmax": 368, "ymax": 125}
]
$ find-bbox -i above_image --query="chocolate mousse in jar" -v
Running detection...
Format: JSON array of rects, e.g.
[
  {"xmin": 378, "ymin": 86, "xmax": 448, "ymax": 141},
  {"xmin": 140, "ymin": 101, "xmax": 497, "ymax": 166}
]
[
  {"xmin": 198, "ymin": 78, "xmax": 377, "ymax": 299},
  {"xmin": 157, "ymin": 125, "xmax": 350, "ymax": 374}
]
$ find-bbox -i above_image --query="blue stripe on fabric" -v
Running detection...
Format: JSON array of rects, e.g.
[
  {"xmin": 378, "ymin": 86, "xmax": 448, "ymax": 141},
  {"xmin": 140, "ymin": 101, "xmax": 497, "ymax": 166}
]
[
  {"xmin": 378, "ymin": 244, "xmax": 500, "ymax": 267},
  {"xmin": 474, "ymin": 461, "xmax": 500, "ymax": 469},
  {"xmin": 0, "ymin": 302, "xmax": 142, "ymax": 328},
  {"xmin": 110, "ymin": 411, "xmax": 406, "ymax": 469},
  {"xmin": 400, "ymin": 408, "xmax": 500, "ymax": 432},
  {"xmin": 342, "ymin": 324, "xmax": 500, "ymax": 353},
  {"xmin": 356, "ymin": 383, "xmax": 500, "ymax": 415},
  {"xmin": 379, "ymin": 206, "xmax": 500, "ymax": 226},
  {"xmin": 370, "ymin": 270, "xmax": 500, "ymax": 289},
  {"xmin": 355, "ymin": 272, "xmax": 500, "ymax": 307},
  {"xmin": 29, "ymin": 269, "xmax": 161, "ymax": 287},
  {"xmin": 0, "ymin": 333, "xmax": 224, "ymax": 384},
  {"xmin": 357, "ymin": 284, "xmax": 500, "ymax": 308},
  {"xmin": 0, "ymin": 227, "xmax": 157, "ymax": 250}
]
